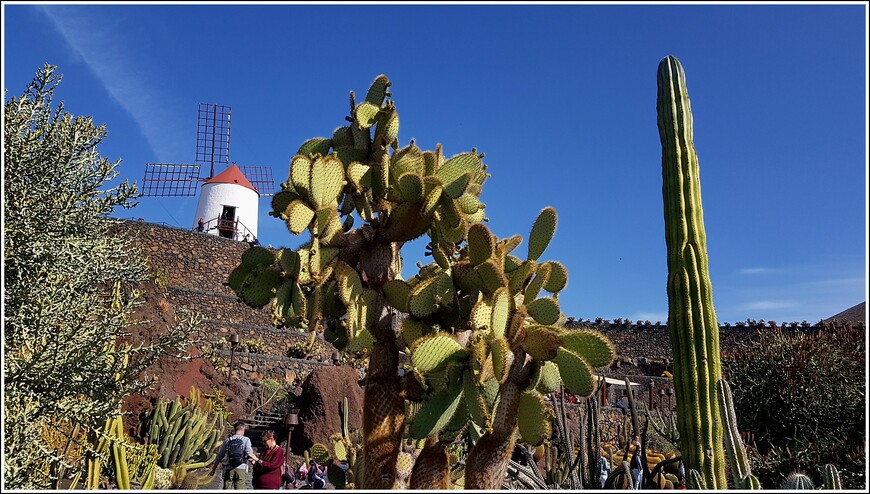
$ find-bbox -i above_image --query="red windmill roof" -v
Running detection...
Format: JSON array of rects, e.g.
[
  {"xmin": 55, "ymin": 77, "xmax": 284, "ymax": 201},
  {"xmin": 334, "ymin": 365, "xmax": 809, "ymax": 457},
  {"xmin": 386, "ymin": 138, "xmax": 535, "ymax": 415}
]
[{"xmin": 204, "ymin": 163, "xmax": 258, "ymax": 193}]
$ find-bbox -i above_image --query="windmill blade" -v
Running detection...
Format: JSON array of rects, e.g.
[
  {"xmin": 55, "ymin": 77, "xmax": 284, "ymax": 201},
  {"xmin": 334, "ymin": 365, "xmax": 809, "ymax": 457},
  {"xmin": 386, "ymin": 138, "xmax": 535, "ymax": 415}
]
[
  {"xmin": 141, "ymin": 163, "xmax": 201, "ymax": 197},
  {"xmin": 238, "ymin": 165, "xmax": 276, "ymax": 196},
  {"xmin": 196, "ymin": 103, "xmax": 231, "ymax": 178}
]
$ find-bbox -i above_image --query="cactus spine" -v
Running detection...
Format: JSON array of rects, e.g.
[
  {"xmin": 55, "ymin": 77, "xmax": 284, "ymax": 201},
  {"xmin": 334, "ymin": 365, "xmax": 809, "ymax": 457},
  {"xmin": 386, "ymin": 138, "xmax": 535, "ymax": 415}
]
[{"xmin": 657, "ymin": 54, "xmax": 727, "ymax": 489}]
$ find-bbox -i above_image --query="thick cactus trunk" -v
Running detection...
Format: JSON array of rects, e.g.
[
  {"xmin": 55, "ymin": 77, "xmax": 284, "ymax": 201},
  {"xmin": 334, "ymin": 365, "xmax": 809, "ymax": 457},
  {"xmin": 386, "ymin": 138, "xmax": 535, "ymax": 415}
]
[
  {"xmin": 359, "ymin": 241, "xmax": 405, "ymax": 489},
  {"xmin": 656, "ymin": 55, "xmax": 727, "ymax": 489},
  {"xmin": 465, "ymin": 381, "xmax": 522, "ymax": 489}
]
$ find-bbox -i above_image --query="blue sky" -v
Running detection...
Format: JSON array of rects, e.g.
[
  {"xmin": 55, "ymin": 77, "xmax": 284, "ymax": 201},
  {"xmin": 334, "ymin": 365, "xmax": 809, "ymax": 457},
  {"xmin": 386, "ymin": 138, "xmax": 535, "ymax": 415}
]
[{"xmin": 3, "ymin": 2, "xmax": 867, "ymax": 325}]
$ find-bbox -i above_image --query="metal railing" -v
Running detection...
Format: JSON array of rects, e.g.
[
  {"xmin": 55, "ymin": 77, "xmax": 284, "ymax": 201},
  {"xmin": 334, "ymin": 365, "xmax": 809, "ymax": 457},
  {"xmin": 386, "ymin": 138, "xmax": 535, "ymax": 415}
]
[{"xmin": 195, "ymin": 215, "xmax": 256, "ymax": 241}]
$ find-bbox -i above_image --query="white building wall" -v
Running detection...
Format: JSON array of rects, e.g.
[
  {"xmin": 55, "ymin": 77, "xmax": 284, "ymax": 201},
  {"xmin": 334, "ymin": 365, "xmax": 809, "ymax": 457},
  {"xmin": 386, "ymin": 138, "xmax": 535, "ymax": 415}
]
[{"xmin": 193, "ymin": 182, "xmax": 259, "ymax": 239}]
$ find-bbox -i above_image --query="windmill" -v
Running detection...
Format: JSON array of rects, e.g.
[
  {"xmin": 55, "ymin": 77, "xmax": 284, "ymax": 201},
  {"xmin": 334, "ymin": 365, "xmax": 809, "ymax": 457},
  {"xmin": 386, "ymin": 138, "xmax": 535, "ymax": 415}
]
[{"xmin": 141, "ymin": 103, "xmax": 275, "ymax": 241}]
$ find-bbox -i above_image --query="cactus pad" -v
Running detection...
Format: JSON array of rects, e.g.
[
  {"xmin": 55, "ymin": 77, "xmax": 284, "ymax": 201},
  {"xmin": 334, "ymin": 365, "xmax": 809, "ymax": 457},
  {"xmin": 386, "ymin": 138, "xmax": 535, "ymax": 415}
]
[
  {"xmin": 297, "ymin": 137, "xmax": 332, "ymax": 157},
  {"xmin": 523, "ymin": 263, "xmax": 551, "ymax": 305},
  {"xmin": 508, "ymin": 260, "xmax": 536, "ymax": 292},
  {"xmin": 397, "ymin": 172, "xmax": 424, "ymax": 203},
  {"xmin": 540, "ymin": 261, "xmax": 568, "ymax": 293},
  {"xmin": 241, "ymin": 246, "xmax": 275, "ymax": 269},
  {"xmin": 290, "ymin": 155, "xmax": 312, "ymax": 201},
  {"xmin": 521, "ymin": 326, "xmax": 562, "ymax": 362},
  {"xmin": 457, "ymin": 193, "xmax": 481, "ymax": 215},
  {"xmin": 412, "ymin": 334, "xmax": 466, "ymax": 374},
  {"xmin": 384, "ymin": 108, "xmax": 400, "ymax": 144},
  {"xmin": 558, "ymin": 329, "xmax": 616, "ymax": 368},
  {"xmin": 310, "ymin": 155, "xmax": 345, "ymax": 208},
  {"xmin": 483, "ymin": 260, "xmax": 511, "ymax": 295},
  {"xmin": 408, "ymin": 272, "xmax": 452, "ymax": 318},
  {"xmin": 391, "ymin": 143, "xmax": 425, "ymax": 179},
  {"xmin": 527, "ymin": 207, "xmax": 557, "ymax": 262},
  {"xmin": 490, "ymin": 287, "xmax": 512, "ymax": 339},
  {"xmin": 332, "ymin": 438, "xmax": 348, "ymax": 462},
  {"xmin": 355, "ymin": 101, "xmax": 381, "ymax": 129},
  {"xmin": 422, "ymin": 183, "xmax": 443, "ymax": 217},
  {"xmin": 489, "ymin": 335, "xmax": 512, "ymax": 384},
  {"xmin": 381, "ymin": 202, "xmax": 432, "ymax": 243},
  {"xmin": 284, "ymin": 200, "xmax": 315, "ymax": 235},
  {"xmin": 346, "ymin": 327, "xmax": 374, "ymax": 353},
  {"xmin": 227, "ymin": 265, "xmax": 251, "ymax": 293},
  {"xmin": 335, "ymin": 260, "xmax": 363, "ymax": 305},
  {"xmin": 365, "ymin": 74, "xmax": 391, "ymax": 105},
  {"xmin": 436, "ymin": 153, "xmax": 482, "ymax": 198},
  {"xmin": 271, "ymin": 188, "xmax": 298, "ymax": 216},
  {"xmin": 517, "ymin": 390, "xmax": 552, "ymax": 446},
  {"xmin": 401, "ymin": 318, "xmax": 433, "ymax": 349},
  {"xmin": 467, "ymin": 224, "xmax": 495, "ymax": 266},
  {"xmin": 470, "ymin": 297, "xmax": 492, "ymax": 331},
  {"xmin": 383, "ymin": 279, "xmax": 412, "ymax": 313},
  {"xmin": 535, "ymin": 361, "xmax": 562, "ymax": 394},
  {"xmin": 310, "ymin": 443, "xmax": 331, "ymax": 465},
  {"xmin": 552, "ymin": 347, "xmax": 594, "ymax": 397},
  {"xmin": 346, "ymin": 161, "xmax": 371, "ymax": 192},
  {"xmin": 409, "ymin": 386, "xmax": 464, "ymax": 440},
  {"xmin": 526, "ymin": 297, "xmax": 561, "ymax": 326},
  {"xmin": 240, "ymin": 267, "xmax": 282, "ymax": 308}
]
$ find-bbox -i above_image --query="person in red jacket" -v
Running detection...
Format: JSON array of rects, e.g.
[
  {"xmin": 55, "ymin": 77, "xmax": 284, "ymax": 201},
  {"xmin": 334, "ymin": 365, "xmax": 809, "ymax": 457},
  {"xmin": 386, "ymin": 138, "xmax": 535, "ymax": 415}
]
[{"xmin": 252, "ymin": 430, "xmax": 285, "ymax": 489}]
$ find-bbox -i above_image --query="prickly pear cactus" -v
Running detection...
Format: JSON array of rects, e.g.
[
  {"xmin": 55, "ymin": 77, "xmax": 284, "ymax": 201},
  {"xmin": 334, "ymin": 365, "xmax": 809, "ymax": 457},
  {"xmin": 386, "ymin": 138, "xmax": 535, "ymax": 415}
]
[
  {"xmin": 657, "ymin": 55, "xmax": 727, "ymax": 488},
  {"xmin": 226, "ymin": 75, "xmax": 614, "ymax": 490}
]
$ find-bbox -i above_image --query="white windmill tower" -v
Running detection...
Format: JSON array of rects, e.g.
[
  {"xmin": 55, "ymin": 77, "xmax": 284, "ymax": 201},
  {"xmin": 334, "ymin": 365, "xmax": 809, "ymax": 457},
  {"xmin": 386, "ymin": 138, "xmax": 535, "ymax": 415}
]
[{"xmin": 141, "ymin": 103, "xmax": 274, "ymax": 241}]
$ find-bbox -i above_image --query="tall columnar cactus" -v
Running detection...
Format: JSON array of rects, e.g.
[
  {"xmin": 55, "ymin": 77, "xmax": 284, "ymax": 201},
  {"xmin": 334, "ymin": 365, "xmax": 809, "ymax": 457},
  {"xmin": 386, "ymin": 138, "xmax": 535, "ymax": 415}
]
[
  {"xmin": 227, "ymin": 75, "xmax": 615, "ymax": 490},
  {"xmin": 717, "ymin": 379, "xmax": 761, "ymax": 489},
  {"xmin": 657, "ymin": 54, "xmax": 727, "ymax": 488},
  {"xmin": 585, "ymin": 390, "xmax": 602, "ymax": 489}
]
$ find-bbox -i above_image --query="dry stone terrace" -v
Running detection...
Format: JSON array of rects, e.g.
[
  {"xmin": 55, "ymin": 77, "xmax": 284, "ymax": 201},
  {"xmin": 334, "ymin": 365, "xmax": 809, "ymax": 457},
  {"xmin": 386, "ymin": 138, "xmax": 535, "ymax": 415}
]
[{"xmin": 111, "ymin": 218, "xmax": 864, "ymax": 390}]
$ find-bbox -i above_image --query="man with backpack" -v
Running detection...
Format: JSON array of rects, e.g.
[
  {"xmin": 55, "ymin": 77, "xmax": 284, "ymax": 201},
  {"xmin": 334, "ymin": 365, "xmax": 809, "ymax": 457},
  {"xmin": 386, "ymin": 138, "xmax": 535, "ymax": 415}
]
[{"xmin": 211, "ymin": 422, "xmax": 258, "ymax": 489}]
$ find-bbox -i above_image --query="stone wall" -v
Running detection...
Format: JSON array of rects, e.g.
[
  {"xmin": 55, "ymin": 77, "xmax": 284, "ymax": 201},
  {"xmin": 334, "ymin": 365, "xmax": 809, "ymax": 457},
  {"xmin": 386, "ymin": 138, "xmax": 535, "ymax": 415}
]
[
  {"xmin": 112, "ymin": 219, "xmax": 253, "ymax": 293},
  {"xmin": 110, "ymin": 219, "xmax": 865, "ymax": 383},
  {"xmin": 110, "ymin": 219, "xmax": 334, "ymax": 383}
]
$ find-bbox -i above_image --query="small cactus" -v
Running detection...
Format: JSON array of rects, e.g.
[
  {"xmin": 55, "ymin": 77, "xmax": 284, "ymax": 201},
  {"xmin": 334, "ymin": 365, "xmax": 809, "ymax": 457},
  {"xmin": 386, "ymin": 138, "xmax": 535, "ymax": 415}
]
[
  {"xmin": 823, "ymin": 463, "xmax": 842, "ymax": 490},
  {"xmin": 782, "ymin": 471, "xmax": 815, "ymax": 490}
]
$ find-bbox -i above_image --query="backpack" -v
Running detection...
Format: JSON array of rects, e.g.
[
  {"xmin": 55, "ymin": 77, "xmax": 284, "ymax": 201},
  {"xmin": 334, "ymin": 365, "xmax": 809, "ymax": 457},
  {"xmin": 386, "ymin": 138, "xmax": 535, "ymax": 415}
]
[{"xmin": 226, "ymin": 437, "xmax": 246, "ymax": 468}]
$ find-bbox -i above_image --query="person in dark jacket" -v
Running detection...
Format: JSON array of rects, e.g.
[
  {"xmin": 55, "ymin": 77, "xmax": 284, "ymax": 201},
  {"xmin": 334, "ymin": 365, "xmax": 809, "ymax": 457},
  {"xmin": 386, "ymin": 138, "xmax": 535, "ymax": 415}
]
[
  {"xmin": 252, "ymin": 430, "xmax": 285, "ymax": 489},
  {"xmin": 308, "ymin": 461, "xmax": 325, "ymax": 489}
]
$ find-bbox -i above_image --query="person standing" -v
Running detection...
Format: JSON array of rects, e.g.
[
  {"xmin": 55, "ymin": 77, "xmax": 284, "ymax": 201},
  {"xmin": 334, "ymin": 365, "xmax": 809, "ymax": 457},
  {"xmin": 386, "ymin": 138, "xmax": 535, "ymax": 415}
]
[
  {"xmin": 599, "ymin": 455, "xmax": 610, "ymax": 488},
  {"xmin": 629, "ymin": 436, "xmax": 643, "ymax": 490},
  {"xmin": 252, "ymin": 430, "xmax": 285, "ymax": 489},
  {"xmin": 211, "ymin": 422, "xmax": 258, "ymax": 489},
  {"xmin": 197, "ymin": 217, "xmax": 205, "ymax": 232}
]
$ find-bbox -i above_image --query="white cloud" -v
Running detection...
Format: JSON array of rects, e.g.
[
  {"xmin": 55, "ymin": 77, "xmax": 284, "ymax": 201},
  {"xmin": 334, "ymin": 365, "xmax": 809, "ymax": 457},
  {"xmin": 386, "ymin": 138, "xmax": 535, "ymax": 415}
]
[
  {"xmin": 739, "ymin": 267, "xmax": 769, "ymax": 275},
  {"xmin": 38, "ymin": 6, "xmax": 188, "ymax": 163},
  {"xmin": 735, "ymin": 300, "xmax": 796, "ymax": 312}
]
